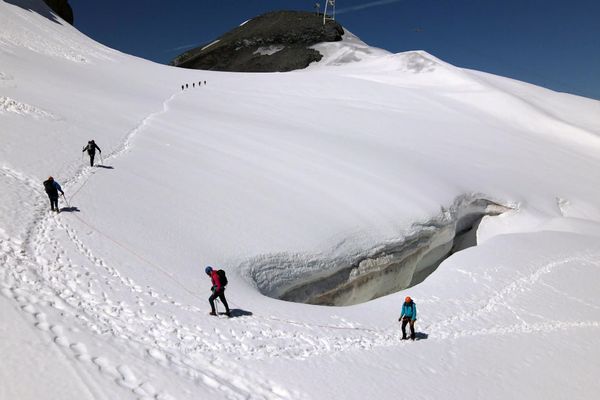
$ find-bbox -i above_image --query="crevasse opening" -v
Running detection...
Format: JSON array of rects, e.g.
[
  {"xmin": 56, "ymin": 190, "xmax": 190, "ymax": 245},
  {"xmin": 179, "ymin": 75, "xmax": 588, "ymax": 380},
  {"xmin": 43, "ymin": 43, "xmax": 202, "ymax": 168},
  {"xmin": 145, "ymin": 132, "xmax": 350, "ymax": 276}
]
[{"xmin": 246, "ymin": 195, "xmax": 513, "ymax": 306}]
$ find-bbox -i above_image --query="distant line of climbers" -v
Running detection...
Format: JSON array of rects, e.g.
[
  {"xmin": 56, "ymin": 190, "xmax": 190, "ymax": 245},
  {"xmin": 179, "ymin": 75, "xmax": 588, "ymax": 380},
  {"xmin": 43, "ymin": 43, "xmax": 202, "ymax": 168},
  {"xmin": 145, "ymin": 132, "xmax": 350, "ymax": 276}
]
[{"xmin": 182, "ymin": 80, "xmax": 207, "ymax": 90}]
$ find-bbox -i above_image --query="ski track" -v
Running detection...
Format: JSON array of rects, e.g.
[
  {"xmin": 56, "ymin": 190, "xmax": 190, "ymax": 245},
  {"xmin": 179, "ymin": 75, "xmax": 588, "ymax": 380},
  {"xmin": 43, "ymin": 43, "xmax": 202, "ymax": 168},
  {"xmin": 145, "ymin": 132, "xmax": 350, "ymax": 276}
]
[
  {"xmin": 2, "ymin": 93, "xmax": 600, "ymax": 399},
  {"xmin": 425, "ymin": 255, "xmax": 600, "ymax": 340}
]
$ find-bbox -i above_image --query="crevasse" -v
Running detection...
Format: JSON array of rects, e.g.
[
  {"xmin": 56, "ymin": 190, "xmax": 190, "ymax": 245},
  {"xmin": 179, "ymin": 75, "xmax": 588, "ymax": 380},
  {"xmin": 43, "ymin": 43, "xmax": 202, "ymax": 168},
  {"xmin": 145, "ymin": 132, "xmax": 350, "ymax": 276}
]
[{"xmin": 246, "ymin": 195, "xmax": 513, "ymax": 306}]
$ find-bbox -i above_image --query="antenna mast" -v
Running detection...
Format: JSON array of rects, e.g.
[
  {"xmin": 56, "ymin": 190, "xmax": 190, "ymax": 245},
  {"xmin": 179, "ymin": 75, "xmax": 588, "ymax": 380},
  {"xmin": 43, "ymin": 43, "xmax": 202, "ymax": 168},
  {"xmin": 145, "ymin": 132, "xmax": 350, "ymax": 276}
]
[{"xmin": 323, "ymin": 0, "xmax": 336, "ymax": 25}]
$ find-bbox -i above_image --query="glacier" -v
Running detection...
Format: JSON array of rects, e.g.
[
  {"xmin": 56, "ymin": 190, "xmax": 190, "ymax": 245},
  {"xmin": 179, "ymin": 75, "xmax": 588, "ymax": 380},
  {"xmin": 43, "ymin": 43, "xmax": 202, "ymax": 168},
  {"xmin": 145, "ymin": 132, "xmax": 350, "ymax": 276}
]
[{"xmin": 1, "ymin": 1, "xmax": 600, "ymax": 399}]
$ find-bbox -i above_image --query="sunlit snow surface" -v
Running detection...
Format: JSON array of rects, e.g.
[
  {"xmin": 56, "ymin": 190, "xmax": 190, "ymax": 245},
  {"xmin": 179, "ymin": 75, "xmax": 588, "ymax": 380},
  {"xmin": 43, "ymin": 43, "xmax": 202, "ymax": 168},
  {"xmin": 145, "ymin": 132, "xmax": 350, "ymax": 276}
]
[{"xmin": 1, "ymin": 2, "xmax": 600, "ymax": 399}]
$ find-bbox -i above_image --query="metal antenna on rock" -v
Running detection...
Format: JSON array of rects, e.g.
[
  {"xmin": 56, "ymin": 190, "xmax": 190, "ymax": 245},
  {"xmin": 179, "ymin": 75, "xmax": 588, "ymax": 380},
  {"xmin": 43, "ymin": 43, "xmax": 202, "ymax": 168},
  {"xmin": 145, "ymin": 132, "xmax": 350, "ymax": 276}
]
[
  {"xmin": 332, "ymin": 0, "xmax": 336, "ymax": 20},
  {"xmin": 323, "ymin": 0, "xmax": 336, "ymax": 24}
]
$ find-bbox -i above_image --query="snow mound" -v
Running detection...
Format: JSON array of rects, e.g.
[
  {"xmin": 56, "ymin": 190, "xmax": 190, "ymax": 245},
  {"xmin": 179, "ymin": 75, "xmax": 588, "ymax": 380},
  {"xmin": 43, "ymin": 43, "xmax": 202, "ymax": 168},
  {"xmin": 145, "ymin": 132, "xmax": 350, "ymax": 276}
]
[
  {"xmin": 0, "ymin": 96, "xmax": 58, "ymax": 119},
  {"xmin": 0, "ymin": 71, "xmax": 16, "ymax": 90},
  {"xmin": 0, "ymin": 71, "xmax": 14, "ymax": 82},
  {"xmin": 386, "ymin": 51, "xmax": 440, "ymax": 73},
  {"xmin": 312, "ymin": 30, "xmax": 442, "ymax": 75},
  {"xmin": 310, "ymin": 30, "xmax": 391, "ymax": 66}
]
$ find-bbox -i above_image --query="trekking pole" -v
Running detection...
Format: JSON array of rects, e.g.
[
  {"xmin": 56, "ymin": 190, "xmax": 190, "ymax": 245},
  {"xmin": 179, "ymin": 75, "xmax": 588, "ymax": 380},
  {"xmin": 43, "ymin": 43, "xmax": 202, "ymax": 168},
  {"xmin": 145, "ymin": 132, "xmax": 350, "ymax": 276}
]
[
  {"xmin": 99, "ymin": 152, "xmax": 104, "ymax": 166},
  {"xmin": 62, "ymin": 193, "xmax": 71, "ymax": 208}
]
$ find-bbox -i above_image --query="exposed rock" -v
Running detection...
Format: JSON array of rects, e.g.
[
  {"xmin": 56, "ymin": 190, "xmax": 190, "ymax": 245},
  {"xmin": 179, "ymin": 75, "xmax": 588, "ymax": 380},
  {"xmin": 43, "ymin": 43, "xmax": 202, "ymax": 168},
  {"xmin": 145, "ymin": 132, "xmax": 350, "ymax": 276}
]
[
  {"xmin": 42, "ymin": 0, "xmax": 73, "ymax": 25},
  {"xmin": 171, "ymin": 10, "xmax": 344, "ymax": 72}
]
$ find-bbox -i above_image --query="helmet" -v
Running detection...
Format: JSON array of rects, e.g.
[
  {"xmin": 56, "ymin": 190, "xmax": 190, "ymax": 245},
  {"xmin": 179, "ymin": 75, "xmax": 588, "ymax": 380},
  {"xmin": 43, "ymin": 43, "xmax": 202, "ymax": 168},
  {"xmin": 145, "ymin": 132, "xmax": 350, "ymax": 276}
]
[
  {"xmin": 405, "ymin": 296, "xmax": 412, "ymax": 303},
  {"xmin": 205, "ymin": 266, "xmax": 213, "ymax": 275}
]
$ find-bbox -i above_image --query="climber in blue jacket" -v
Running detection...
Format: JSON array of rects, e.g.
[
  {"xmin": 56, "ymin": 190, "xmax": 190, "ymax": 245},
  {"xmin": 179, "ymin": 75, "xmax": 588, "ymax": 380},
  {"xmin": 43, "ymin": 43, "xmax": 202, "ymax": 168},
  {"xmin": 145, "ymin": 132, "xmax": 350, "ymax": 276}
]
[{"xmin": 399, "ymin": 296, "xmax": 417, "ymax": 340}]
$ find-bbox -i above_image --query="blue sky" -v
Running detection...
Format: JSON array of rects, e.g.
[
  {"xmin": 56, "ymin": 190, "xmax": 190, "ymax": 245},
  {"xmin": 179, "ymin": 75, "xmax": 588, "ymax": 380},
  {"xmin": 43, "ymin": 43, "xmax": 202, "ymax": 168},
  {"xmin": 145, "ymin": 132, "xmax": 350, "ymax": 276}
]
[{"xmin": 69, "ymin": 0, "xmax": 600, "ymax": 100}]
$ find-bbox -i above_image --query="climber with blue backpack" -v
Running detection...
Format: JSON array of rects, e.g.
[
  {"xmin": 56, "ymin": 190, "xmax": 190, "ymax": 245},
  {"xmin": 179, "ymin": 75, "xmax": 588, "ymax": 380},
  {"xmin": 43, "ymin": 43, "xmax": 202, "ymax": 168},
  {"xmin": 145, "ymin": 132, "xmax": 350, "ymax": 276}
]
[
  {"xmin": 399, "ymin": 296, "xmax": 417, "ymax": 340},
  {"xmin": 205, "ymin": 266, "xmax": 231, "ymax": 317}
]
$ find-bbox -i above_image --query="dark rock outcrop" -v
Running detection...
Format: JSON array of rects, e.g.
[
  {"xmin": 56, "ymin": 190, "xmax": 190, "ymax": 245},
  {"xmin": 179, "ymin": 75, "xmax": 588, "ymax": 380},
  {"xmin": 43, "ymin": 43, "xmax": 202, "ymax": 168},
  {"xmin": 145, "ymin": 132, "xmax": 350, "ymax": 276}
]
[
  {"xmin": 171, "ymin": 11, "xmax": 344, "ymax": 72},
  {"xmin": 42, "ymin": 0, "xmax": 73, "ymax": 25}
]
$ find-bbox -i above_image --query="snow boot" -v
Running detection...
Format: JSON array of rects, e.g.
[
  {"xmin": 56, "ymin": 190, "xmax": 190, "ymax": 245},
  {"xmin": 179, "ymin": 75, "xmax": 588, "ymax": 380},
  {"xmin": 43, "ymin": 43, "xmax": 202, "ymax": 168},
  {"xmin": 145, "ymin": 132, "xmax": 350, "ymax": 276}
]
[{"xmin": 209, "ymin": 311, "xmax": 217, "ymax": 316}]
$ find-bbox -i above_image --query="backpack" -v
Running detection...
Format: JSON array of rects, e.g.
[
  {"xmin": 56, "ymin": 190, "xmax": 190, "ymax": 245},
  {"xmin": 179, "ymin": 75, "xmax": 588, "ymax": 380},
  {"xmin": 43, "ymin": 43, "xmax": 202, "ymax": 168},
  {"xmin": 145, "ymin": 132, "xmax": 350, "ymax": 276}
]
[
  {"xmin": 43, "ymin": 179, "xmax": 54, "ymax": 194},
  {"xmin": 403, "ymin": 302, "xmax": 414, "ymax": 317},
  {"xmin": 217, "ymin": 269, "xmax": 228, "ymax": 287}
]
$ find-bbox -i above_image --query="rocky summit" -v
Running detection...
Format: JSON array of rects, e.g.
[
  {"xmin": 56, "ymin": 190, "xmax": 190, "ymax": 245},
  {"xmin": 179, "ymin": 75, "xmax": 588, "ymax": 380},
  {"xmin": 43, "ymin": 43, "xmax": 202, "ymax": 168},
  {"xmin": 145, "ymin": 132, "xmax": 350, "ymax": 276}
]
[
  {"xmin": 43, "ymin": 0, "xmax": 73, "ymax": 24},
  {"xmin": 170, "ymin": 10, "xmax": 344, "ymax": 72}
]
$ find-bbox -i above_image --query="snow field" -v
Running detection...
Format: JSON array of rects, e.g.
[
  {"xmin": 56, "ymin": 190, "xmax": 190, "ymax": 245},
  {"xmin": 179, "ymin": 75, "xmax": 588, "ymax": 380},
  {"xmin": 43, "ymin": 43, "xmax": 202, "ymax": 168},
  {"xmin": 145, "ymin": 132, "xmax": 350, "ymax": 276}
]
[{"xmin": 1, "ymin": 1, "xmax": 600, "ymax": 399}]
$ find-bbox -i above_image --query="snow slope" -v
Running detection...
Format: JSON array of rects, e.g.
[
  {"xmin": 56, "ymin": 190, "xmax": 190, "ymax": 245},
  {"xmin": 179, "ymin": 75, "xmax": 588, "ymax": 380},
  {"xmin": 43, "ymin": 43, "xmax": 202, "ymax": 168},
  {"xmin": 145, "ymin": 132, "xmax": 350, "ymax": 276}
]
[{"xmin": 1, "ymin": 1, "xmax": 600, "ymax": 399}]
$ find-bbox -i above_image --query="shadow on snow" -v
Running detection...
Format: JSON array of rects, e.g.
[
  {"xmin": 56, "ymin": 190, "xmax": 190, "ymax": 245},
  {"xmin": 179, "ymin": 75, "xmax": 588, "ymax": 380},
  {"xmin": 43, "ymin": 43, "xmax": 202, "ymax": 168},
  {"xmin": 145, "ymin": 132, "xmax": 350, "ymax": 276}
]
[
  {"xmin": 227, "ymin": 309, "xmax": 253, "ymax": 318},
  {"xmin": 59, "ymin": 206, "xmax": 80, "ymax": 213},
  {"xmin": 4, "ymin": 0, "xmax": 63, "ymax": 25}
]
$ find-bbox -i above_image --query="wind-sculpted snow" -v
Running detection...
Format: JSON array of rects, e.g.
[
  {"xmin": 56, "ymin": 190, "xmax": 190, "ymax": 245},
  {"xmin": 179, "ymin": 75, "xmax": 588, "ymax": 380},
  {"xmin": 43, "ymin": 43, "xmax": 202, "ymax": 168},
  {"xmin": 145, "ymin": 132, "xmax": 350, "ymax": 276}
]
[
  {"xmin": 0, "ymin": 71, "xmax": 14, "ymax": 87},
  {"xmin": 310, "ymin": 29, "xmax": 390, "ymax": 66},
  {"xmin": 0, "ymin": 96, "xmax": 59, "ymax": 119},
  {"xmin": 312, "ymin": 31, "xmax": 440, "ymax": 73},
  {"xmin": 398, "ymin": 51, "xmax": 439, "ymax": 73}
]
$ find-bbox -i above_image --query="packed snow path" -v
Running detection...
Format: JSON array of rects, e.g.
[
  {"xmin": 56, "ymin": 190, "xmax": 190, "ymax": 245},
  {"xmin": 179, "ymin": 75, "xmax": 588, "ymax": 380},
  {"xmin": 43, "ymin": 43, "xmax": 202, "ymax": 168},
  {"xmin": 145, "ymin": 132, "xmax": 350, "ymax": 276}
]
[
  {"xmin": 1, "ymin": 94, "xmax": 308, "ymax": 399},
  {"xmin": 3, "ymin": 208, "xmax": 600, "ymax": 399},
  {"xmin": 2, "ymin": 93, "xmax": 320, "ymax": 399}
]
